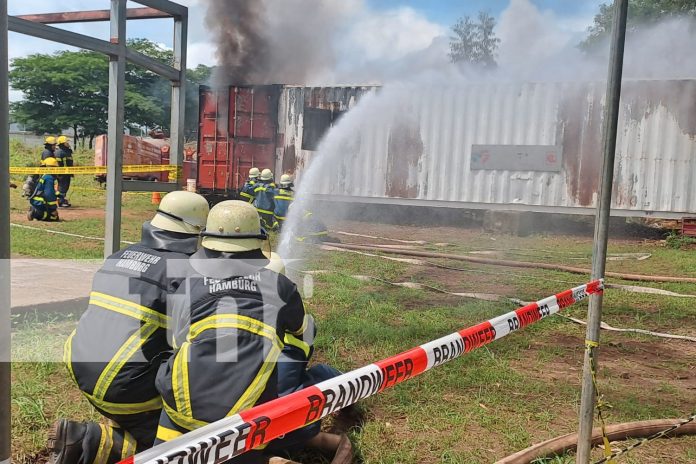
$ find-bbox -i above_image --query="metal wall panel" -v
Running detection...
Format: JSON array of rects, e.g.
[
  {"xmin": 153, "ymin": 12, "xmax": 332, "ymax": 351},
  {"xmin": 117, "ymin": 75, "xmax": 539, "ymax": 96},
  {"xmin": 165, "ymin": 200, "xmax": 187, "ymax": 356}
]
[{"xmin": 285, "ymin": 81, "xmax": 696, "ymax": 217}]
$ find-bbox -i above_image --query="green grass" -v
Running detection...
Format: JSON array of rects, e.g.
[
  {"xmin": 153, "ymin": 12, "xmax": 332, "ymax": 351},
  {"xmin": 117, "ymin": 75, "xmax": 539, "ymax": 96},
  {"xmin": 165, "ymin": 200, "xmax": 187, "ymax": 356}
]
[{"xmin": 8, "ymin": 139, "xmax": 696, "ymax": 462}]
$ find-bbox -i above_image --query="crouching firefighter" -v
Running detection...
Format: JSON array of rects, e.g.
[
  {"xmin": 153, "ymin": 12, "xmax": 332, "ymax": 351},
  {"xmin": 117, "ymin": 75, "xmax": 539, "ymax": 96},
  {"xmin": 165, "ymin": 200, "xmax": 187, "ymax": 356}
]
[
  {"xmin": 49, "ymin": 191, "xmax": 210, "ymax": 464},
  {"xmin": 154, "ymin": 200, "xmax": 337, "ymax": 462},
  {"xmin": 273, "ymin": 174, "xmax": 295, "ymax": 231},
  {"xmin": 27, "ymin": 157, "xmax": 60, "ymax": 222}
]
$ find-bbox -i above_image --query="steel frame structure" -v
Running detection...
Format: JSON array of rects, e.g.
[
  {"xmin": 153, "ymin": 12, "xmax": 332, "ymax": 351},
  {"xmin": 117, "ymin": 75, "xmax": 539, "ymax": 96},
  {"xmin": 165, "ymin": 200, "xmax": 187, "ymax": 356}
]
[{"xmin": 0, "ymin": 0, "xmax": 188, "ymax": 458}]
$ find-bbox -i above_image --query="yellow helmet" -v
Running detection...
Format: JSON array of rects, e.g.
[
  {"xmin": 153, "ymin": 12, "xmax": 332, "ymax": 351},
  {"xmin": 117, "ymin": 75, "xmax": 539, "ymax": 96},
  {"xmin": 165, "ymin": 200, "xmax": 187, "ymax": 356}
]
[
  {"xmin": 249, "ymin": 167, "xmax": 260, "ymax": 179},
  {"xmin": 42, "ymin": 157, "xmax": 59, "ymax": 167},
  {"xmin": 44, "ymin": 136, "xmax": 57, "ymax": 145},
  {"xmin": 57, "ymin": 135, "xmax": 70, "ymax": 146},
  {"xmin": 150, "ymin": 191, "xmax": 210, "ymax": 235},
  {"xmin": 260, "ymin": 169, "xmax": 273, "ymax": 181},
  {"xmin": 280, "ymin": 174, "xmax": 293, "ymax": 186},
  {"xmin": 201, "ymin": 200, "xmax": 266, "ymax": 252}
]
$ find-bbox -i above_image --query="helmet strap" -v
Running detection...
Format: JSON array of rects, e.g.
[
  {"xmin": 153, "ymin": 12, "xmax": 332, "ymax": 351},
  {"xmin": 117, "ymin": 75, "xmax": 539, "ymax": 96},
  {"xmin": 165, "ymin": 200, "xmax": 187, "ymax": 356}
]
[{"xmin": 156, "ymin": 209, "xmax": 203, "ymax": 232}]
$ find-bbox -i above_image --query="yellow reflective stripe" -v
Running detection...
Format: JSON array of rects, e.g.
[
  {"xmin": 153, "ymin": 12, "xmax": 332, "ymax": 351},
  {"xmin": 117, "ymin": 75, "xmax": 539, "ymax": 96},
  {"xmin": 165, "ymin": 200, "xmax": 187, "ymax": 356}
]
[
  {"xmin": 274, "ymin": 216, "xmax": 286, "ymax": 221},
  {"xmin": 85, "ymin": 393, "xmax": 162, "ymax": 415},
  {"xmin": 172, "ymin": 342, "xmax": 193, "ymax": 418},
  {"xmin": 63, "ymin": 330, "xmax": 78, "ymax": 384},
  {"xmin": 309, "ymin": 231, "xmax": 329, "ymax": 237},
  {"xmin": 284, "ymin": 333, "xmax": 311, "ymax": 358},
  {"xmin": 32, "ymin": 197, "xmax": 46, "ymax": 203},
  {"xmin": 162, "ymin": 399, "xmax": 208, "ymax": 431},
  {"xmin": 288, "ymin": 314, "xmax": 309, "ymax": 337},
  {"xmin": 239, "ymin": 191, "xmax": 253, "ymax": 199},
  {"xmin": 93, "ymin": 424, "xmax": 113, "ymax": 464},
  {"xmin": 274, "ymin": 195, "xmax": 293, "ymax": 201},
  {"xmin": 156, "ymin": 426, "xmax": 182, "ymax": 442},
  {"xmin": 46, "ymin": 201, "xmax": 58, "ymax": 206},
  {"xmin": 189, "ymin": 314, "xmax": 282, "ymax": 348},
  {"xmin": 256, "ymin": 208, "xmax": 274, "ymax": 215},
  {"xmin": 90, "ymin": 292, "xmax": 169, "ymax": 328},
  {"xmin": 228, "ymin": 343, "xmax": 281, "ymax": 416},
  {"xmin": 122, "ymin": 431, "xmax": 137, "ymax": 460},
  {"xmin": 92, "ymin": 324, "xmax": 159, "ymax": 400}
]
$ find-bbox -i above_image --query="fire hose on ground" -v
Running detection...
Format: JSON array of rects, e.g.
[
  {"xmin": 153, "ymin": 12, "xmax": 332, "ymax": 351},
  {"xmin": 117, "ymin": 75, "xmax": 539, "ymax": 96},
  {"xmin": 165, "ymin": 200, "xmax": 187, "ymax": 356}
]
[
  {"xmin": 119, "ymin": 281, "xmax": 603, "ymax": 464},
  {"xmin": 325, "ymin": 243, "xmax": 696, "ymax": 284},
  {"xmin": 495, "ymin": 416, "xmax": 696, "ymax": 464}
]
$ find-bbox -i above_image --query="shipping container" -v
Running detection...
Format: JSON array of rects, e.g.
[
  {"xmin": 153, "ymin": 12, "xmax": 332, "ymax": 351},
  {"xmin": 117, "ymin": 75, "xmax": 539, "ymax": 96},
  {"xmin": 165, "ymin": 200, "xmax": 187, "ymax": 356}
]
[{"xmin": 198, "ymin": 81, "xmax": 696, "ymax": 219}]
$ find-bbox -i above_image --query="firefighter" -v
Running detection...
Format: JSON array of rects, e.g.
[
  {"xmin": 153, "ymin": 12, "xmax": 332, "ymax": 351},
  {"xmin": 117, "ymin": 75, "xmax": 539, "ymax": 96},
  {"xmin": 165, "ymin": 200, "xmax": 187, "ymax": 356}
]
[
  {"xmin": 55, "ymin": 135, "xmax": 74, "ymax": 207},
  {"xmin": 295, "ymin": 210, "xmax": 330, "ymax": 243},
  {"xmin": 27, "ymin": 157, "xmax": 60, "ymax": 222},
  {"xmin": 41, "ymin": 136, "xmax": 57, "ymax": 161},
  {"xmin": 253, "ymin": 168, "xmax": 276, "ymax": 230},
  {"xmin": 273, "ymin": 174, "xmax": 294, "ymax": 231},
  {"xmin": 239, "ymin": 167, "xmax": 260, "ymax": 203},
  {"xmin": 48, "ymin": 191, "xmax": 210, "ymax": 464},
  {"xmin": 154, "ymin": 200, "xmax": 337, "ymax": 460}
]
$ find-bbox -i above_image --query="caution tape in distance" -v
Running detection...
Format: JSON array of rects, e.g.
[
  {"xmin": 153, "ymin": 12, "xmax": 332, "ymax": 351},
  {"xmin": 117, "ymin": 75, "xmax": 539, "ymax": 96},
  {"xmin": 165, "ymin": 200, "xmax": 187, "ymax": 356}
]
[
  {"xmin": 121, "ymin": 280, "xmax": 604, "ymax": 464},
  {"xmin": 9, "ymin": 165, "xmax": 179, "ymax": 176}
]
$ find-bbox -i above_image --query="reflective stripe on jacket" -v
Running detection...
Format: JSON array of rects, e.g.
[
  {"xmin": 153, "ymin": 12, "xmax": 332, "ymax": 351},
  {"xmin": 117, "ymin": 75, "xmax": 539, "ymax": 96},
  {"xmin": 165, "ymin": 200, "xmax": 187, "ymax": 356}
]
[
  {"xmin": 66, "ymin": 223, "xmax": 199, "ymax": 416},
  {"xmin": 239, "ymin": 179, "xmax": 257, "ymax": 203},
  {"xmin": 155, "ymin": 248, "xmax": 306, "ymax": 431},
  {"xmin": 253, "ymin": 181, "xmax": 276, "ymax": 215},
  {"xmin": 31, "ymin": 174, "xmax": 58, "ymax": 206},
  {"xmin": 273, "ymin": 187, "xmax": 294, "ymax": 221},
  {"xmin": 55, "ymin": 146, "xmax": 74, "ymax": 167}
]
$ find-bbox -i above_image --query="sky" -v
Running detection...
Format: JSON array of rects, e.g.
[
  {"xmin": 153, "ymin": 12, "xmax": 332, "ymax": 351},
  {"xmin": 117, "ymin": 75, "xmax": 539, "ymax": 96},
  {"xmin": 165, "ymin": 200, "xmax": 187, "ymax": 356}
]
[{"xmin": 6, "ymin": 0, "xmax": 606, "ymax": 99}]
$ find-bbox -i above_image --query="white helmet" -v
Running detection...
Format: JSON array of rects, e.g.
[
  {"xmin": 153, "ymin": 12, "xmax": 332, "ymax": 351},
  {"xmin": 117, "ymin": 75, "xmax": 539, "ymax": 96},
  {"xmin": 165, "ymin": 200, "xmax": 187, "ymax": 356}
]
[
  {"xmin": 201, "ymin": 200, "xmax": 267, "ymax": 252},
  {"xmin": 249, "ymin": 167, "xmax": 260, "ymax": 179},
  {"xmin": 280, "ymin": 174, "xmax": 293, "ymax": 187},
  {"xmin": 151, "ymin": 191, "xmax": 210, "ymax": 235},
  {"xmin": 260, "ymin": 169, "xmax": 274, "ymax": 181}
]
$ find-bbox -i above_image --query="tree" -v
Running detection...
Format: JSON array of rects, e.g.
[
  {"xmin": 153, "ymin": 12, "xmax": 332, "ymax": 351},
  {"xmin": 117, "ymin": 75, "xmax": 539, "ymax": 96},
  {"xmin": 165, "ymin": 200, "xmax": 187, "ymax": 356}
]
[
  {"xmin": 9, "ymin": 39, "xmax": 211, "ymax": 146},
  {"xmin": 581, "ymin": 0, "xmax": 696, "ymax": 50},
  {"xmin": 449, "ymin": 12, "xmax": 501, "ymax": 69}
]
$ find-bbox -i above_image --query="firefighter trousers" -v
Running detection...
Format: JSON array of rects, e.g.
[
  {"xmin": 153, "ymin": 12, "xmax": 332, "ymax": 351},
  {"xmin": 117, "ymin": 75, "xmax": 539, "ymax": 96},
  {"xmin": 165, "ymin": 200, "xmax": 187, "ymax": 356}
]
[{"xmin": 75, "ymin": 409, "xmax": 159, "ymax": 464}]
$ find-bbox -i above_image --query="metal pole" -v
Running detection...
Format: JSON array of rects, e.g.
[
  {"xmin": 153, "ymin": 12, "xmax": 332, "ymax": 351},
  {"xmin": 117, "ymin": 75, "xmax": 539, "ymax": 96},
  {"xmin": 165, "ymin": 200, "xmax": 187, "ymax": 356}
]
[
  {"xmin": 169, "ymin": 12, "xmax": 187, "ymax": 186},
  {"xmin": 0, "ymin": 0, "xmax": 12, "ymax": 461},
  {"xmin": 104, "ymin": 0, "xmax": 127, "ymax": 258},
  {"xmin": 576, "ymin": 0, "xmax": 628, "ymax": 462}
]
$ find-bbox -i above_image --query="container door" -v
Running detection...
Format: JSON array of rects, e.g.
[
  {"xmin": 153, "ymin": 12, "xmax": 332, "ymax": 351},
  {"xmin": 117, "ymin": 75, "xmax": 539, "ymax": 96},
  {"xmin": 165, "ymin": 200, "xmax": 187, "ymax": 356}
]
[{"xmin": 197, "ymin": 87, "xmax": 231, "ymax": 193}]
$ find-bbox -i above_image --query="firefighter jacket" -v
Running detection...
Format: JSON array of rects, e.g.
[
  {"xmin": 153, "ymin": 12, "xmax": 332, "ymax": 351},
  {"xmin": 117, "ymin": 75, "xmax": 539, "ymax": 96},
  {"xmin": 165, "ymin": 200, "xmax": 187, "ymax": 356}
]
[
  {"xmin": 239, "ymin": 179, "xmax": 257, "ymax": 203},
  {"xmin": 273, "ymin": 187, "xmax": 294, "ymax": 222},
  {"xmin": 252, "ymin": 181, "xmax": 276, "ymax": 216},
  {"xmin": 55, "ymin": 145, "xmax": 74, "ymax": 167},
  {"xmin": 155, "ymin": 248, "xmax": 307, "ymax": 432},
  {"xmin": 65, "ymin": 222, "xmax": 200, "ymax": 417},
  {"xmin": 41, "ymin": 147, "xmax": 55, "ymax": 160},
  {"xmin": 30, "ymin": 174, "xmax": 58, "ymax": 208}
]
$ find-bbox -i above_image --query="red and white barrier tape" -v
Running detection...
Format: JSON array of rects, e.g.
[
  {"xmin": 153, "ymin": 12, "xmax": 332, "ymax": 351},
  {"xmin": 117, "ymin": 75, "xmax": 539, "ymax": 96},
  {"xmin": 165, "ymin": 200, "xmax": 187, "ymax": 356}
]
[{"xmin": 121, "ymin": 280, "xmax": 604, "ymax": 464}]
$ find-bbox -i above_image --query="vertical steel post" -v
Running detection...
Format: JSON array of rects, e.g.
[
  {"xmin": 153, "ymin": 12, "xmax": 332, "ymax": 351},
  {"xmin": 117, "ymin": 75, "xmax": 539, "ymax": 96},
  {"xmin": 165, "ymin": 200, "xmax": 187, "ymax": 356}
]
[
  {"xmin": 169, "ymin": 13, "xmax": 187, "ymax": 186},
  {"xmin": 576, "ymin": 0, "xmax": 628, "ymax": 462},
  {"xmin": 0, "ymin": 0, "xmax": 11, "ymax": 461},
  {"xmin": 104, "ymin": 0, "xmax": 127, "ymax": 257}
]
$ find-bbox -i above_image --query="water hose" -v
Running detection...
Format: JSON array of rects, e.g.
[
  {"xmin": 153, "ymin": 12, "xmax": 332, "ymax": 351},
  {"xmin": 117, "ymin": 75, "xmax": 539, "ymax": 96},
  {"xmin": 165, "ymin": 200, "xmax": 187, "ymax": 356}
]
[
  {"xmin": 495, "ymin": 419, "xmax": 696, "ymax": 463},
  {"xmin": 326, "ymin": 243, "xmax": 696, "ymax": 284}
]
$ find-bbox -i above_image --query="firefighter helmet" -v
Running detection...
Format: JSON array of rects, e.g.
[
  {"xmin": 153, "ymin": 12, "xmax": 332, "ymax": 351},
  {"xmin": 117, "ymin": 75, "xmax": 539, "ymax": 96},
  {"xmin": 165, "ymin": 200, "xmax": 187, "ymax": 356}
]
[
  {"xmin": 260, "ymin": 169, "xmax": 273, "ymax": 181},
  {"xmin": 151, "ymin": 191, "xmax": 210, "ymax": 235},
  {"xmin": 201, "ymin": 200, "xmax": 266, "ymax": 252},
  {"xmin": 42, "ymin": 157, "xmax": 59, "ymax": 167},
  {"xmin": 279, "ymin": 174, "xmax": 293, "ymax": 187},
  {"xmin": 44, "ymin": 136, "xmax": 57, "ymax": 145},
  {"xmin": 249, "ymin": 167, "xmax": 260, "ymax": 179},
  {"xmin": 57, "ymin": 135, "xmax": 70, "ymax": 146}
]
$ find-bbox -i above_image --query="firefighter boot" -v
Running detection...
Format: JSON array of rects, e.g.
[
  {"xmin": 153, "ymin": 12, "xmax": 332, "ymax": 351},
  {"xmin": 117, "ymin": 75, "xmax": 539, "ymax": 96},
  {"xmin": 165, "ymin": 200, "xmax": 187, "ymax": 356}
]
[{"xmin": 48, "ymin": 419, "xmax": 86, "ymax": 464}]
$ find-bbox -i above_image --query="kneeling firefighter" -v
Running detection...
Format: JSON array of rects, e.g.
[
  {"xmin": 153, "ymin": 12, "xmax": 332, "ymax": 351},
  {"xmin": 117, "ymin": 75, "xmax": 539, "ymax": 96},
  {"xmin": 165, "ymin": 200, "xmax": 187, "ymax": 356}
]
[
  {"xmin": 154, "ymin": 200, "xmax": 339, "ymax": 462},
  {"xmin": 50, "ymin": 191, "xmax": 210, "ymax": 464},
  {"xmin": 27, "ymin": 157, "xmax": 60, "ymax": 222}
]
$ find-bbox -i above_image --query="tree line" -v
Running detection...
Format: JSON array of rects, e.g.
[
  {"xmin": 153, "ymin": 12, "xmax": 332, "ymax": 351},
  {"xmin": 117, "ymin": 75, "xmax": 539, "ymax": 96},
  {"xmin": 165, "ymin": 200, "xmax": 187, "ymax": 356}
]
[
  {"xmin": 448, "ymin": 0, "xmax": 696, "ymax": 68},
  {"xmin": 9, "ymin": 39, "xmax": 211, "ymax": 148}
]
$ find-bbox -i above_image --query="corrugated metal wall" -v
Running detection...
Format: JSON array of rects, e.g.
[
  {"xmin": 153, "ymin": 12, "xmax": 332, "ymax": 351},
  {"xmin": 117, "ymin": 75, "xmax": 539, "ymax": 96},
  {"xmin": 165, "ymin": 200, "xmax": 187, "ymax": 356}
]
[{"xmin": 282, "ymin": 81, "xmax": 696, "ymax": 217}]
